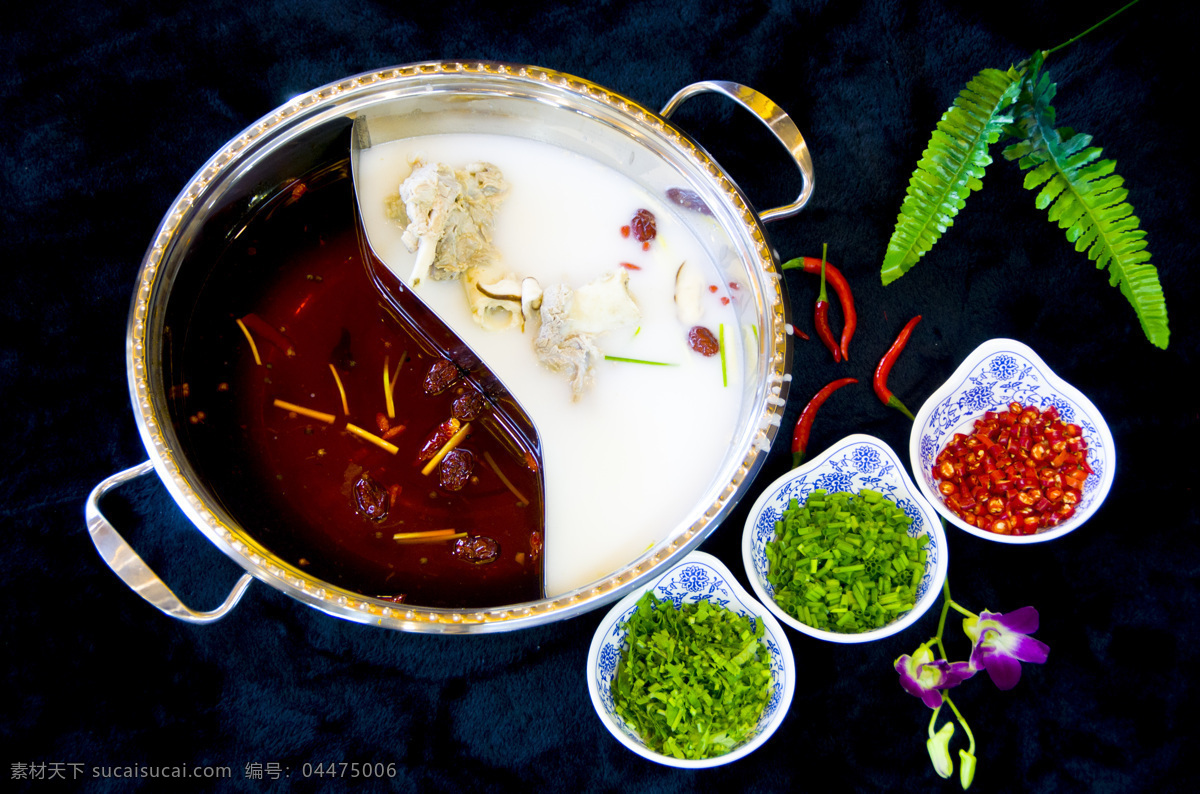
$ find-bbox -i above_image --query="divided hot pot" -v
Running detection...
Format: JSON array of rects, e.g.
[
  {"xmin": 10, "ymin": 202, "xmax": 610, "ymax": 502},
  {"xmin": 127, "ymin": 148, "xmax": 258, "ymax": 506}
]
[{"xmin": 86, "ymin": 62, "xmax": 813, "ymax": 633}]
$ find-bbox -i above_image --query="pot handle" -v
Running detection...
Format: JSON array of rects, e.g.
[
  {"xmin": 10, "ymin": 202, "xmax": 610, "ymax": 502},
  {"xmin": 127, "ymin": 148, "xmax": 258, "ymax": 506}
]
[
  {"xmin": 85, "ymin": 460, "xmax": 254, "ymax": 624},
  {"xmin": 661, "ymin": 81, "xmax": 815, "ymax": 223}
]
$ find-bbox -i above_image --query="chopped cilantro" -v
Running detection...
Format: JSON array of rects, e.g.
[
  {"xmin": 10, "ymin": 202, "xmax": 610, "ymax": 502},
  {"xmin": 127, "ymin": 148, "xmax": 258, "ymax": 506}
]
[{"xmin": 610, "ymin": 591, "xmax": 773, "ymax": 760}]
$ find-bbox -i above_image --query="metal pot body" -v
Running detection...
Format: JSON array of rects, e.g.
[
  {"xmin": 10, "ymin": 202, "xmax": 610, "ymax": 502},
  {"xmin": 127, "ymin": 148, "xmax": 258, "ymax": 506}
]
[{"xmin": 87, "ymin": 62, "xmax": 811, "ymax": 633}]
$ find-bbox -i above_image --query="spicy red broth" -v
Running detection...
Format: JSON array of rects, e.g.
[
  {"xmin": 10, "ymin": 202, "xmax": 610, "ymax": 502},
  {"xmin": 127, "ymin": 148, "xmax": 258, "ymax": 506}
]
[{"xmin": 172, "ymin": 163, "xmax": 544, "ymax": 608}]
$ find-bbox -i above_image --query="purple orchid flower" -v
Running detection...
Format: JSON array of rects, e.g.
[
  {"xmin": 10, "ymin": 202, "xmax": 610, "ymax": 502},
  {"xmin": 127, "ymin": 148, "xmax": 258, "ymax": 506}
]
[
  {"xmin": 894, "ymin": 644, "xmax": 976, "ymax": 709},
  {"xmin": 963, "ymin": 606, "xmax": 1050, "ymax": 690}
]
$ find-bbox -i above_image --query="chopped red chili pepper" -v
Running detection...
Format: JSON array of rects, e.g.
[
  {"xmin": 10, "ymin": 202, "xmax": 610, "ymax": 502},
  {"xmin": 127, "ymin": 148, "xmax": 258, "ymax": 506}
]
[
  {"xmin": 813, "ymin": 246, "xmax": 841, "ymax": 363},
  {"xmin": 780, "ymin": 255, "xmax": 857, "ymax": 360},
  {"xmin": 791, "ymin": 377, "xmax": 858, "ymax": 467},
  {"xmin": 932, "ymin": 402, "xmax": 1090, "ymax": 535},
  {"xmin": 873, "ymin": 315, "xmax": 921, "ymax": 420}
]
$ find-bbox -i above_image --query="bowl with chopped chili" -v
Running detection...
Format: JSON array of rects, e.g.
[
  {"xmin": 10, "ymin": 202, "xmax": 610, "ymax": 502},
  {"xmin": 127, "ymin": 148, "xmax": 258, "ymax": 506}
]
[
  {"xmin": 742, "ymin": 434, "xmax": 948, "ymax": 644},
  {"xmin": 910, "ymin": 339, "xmax": 1115, "ymax": 544},
  {"xmin": 586, "ymin": 551, "xmax": 795, "ymax": 768}
]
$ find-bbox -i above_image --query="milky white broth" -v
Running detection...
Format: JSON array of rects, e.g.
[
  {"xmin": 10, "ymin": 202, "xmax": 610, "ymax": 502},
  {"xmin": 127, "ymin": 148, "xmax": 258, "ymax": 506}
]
[{"xmin": 357, "ymin": 134, "xmax": 743, "ymax": 596}]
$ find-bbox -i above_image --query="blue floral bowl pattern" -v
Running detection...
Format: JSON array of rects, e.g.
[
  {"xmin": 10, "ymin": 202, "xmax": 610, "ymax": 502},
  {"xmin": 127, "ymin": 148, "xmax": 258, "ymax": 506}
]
[
  {"xmin": 586, "ymin": 551, "xmax": 795, "ymax": 768},
  {"xmin": 740, "ymin": 434, "xmax": 947, "ymax": 644},
  {"xmin": 909, "ymin": 339, "xmax": 1115, "ymax": 544}
]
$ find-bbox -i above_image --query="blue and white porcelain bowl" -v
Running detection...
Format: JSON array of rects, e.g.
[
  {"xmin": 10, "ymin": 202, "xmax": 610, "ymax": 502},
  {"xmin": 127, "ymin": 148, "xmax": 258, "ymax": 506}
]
[
  {"xmin": 741, "ymin": 434, "xmax": 947, "ymax": 644},
  {"xmin": 910, "ymin": 338, "xmax": 1115, "ymax": 544},
  {"xmin": 586, "ymin": 551, "xmax": 795, "ymax": 768}
]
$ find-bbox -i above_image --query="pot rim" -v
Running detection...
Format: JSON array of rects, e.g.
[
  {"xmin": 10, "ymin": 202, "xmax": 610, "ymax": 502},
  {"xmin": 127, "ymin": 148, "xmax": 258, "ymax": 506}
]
[{"xmin": 124, "ymin": 60, "xmax": 794, "ymax": 633}]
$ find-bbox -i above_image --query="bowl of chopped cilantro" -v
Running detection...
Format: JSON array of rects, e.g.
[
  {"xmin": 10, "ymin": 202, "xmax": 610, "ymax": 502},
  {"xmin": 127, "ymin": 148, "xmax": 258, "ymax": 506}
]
[
  {"xmin": 742, "ymin": 434, "xmax": 947, "ymax": 643},
  {"xmin": 587, "ymin": 551, "xmax": 795, "ymax": 767}
]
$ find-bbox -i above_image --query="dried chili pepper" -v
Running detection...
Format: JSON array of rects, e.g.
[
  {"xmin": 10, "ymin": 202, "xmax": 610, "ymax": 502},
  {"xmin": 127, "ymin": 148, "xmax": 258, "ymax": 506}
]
[
  {"xmin": 781, "ymin": 256, "xmax": 857, "ymax": 360},
  {"xmin": 874, "ymin": 315, "xmax": 922, "ymax": 420},
  {"xmin": 791, "ymin": 377, "xmax": 858, "ymax": 467},
  {"xmin": 813, "ymin": 246, "xmax": 841, "ymax": 362}
]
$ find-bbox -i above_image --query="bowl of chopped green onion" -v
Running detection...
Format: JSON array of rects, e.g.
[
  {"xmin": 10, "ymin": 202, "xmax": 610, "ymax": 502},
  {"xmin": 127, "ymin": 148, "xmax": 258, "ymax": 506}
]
[
  {"xmin": 587, "ymin": 550, "xmax": 795, "ymax": 768},
  {"xmin": 741, "ymin": 434, "xmax": 947, "ymax": 643}
]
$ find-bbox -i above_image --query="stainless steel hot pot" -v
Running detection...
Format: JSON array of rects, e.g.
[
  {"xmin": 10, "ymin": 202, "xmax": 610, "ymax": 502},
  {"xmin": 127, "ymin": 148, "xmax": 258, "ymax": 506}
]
[{"xmin": 86, "ymin": 62, "xmax": 813, "ymax": 633}]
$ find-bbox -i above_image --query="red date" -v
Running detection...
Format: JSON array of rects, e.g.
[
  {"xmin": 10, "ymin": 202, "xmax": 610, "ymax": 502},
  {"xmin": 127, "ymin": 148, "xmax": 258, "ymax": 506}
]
[
  {"xmin": 687, "ymin": 326, "xmax": 720, "ymax": 356},
  {"xmin": 665, "ymin": 187, "xmax": 713, "ymax": 216},
  {"xmin": 353, "ymin": 473, "xmax": 389, "ymax": 520},
  {"xmin": 452, "ymin": 391, "xmax": 487, "ymax": 422},
  {"xmin": 630, "ymin": 209, "xmax": 657, "ymax": 243},
  {"xmin": 423, "ymin": 359, "xmax": 459, "ymax": 395},
  {"xmin": 453, "ymin": 534, "xmax": 499, "ymax": 564},
  {"xmin": 439, "ymin": 449, "xmax": 474, "ymax": 491}
]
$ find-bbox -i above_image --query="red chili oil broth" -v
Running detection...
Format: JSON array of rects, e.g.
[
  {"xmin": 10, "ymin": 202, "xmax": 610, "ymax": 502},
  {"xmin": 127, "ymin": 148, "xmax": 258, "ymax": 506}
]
[{"xmin": 170, "ymin": 161, "xmax": 544, "ymax": 608}]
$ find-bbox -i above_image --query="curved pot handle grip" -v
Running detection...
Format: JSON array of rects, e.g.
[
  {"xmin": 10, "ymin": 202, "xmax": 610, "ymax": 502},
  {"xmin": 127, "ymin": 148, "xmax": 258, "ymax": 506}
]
[
  {"xmin": 661, "ymin": 81, "xmax": 815, "ymax": 223},
  {"xmin": 85, "ymin": 460, "xmax": 253, "ymax": 624}
]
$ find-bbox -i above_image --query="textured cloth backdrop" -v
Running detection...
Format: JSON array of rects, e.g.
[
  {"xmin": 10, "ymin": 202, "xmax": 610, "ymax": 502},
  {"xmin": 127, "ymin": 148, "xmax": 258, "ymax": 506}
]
[{"xmin": 3, "ymin": 1, "xmax": 1195, "ymax": 792}]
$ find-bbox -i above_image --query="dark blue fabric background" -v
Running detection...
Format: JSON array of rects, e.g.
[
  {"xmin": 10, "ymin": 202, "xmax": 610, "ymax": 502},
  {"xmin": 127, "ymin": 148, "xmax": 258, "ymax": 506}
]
[{"xmin": 3, "ymin": 1, "xmax": 1196, "ymax": 791}]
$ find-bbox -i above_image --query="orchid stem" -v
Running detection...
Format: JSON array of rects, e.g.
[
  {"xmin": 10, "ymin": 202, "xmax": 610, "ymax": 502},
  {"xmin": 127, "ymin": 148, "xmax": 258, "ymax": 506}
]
[
  {"xmin": 928, "ymin": 704, "xmax": 943, "ymax": 737},
  {"xmin": 941, "ymin": 693, "xmax": 976, "ymax": 755},
  {"xmin": 934, "ymin": 582, "xmax": 953, "ymax": 660},
  {"xmin": 947, "ymin": 600, "xmax": 977, "ymax": 620},
  {"xmin": 934, "ymin": 577, "xmax": 978, "ymax": 660}
]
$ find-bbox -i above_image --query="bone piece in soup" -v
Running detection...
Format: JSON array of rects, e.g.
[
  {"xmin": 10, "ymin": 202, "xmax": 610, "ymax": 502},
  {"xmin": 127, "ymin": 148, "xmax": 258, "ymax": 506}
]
[
  {"xmin": 533, "ymin": 270, "xmax": 640, "ymax": 401},
  {"xmin": 394, "ymin": 158, "xmax": 509, "ymax": 286}
]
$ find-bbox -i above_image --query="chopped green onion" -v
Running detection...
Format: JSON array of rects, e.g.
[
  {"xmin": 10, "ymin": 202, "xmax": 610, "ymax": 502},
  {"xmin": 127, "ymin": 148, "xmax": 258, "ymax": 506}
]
[
  {"xmin": 719, "ymin": 323, "xmax": 728, "ymax": 387},
  {"xmin": 764, "ymin": 489, "xmax": 922, "ymax": 633},
  {"xmin": 603, "ymin": 355, "xmax": 676, "ymax": 366},
  {"xmin": 610, "ymin": 591, "xmax": 773, "ymax": 760}
]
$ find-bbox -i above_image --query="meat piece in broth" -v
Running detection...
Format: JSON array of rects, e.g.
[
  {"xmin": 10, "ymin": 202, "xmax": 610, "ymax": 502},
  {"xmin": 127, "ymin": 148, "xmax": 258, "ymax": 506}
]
[
  {"xmin": 392, "ymin": 159, "xmax": 508, "ymax": 286},
  {"xmin": 533, "ymin": 270, "xmax": 640, "ymax": 401}
]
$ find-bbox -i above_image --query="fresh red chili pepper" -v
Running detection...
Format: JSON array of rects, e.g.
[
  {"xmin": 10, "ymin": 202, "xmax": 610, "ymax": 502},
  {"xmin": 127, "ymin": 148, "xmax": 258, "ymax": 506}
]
[
  {"xmin": 932, "ymin": 402, "xmax": 1090, "ymax": 534},
  {"xmin": 791, "ymin": 377, "xmax": 857, "ymax": 468},
  {"xmin": 781, "ymin": 256, "xmax": 857, "ymax": 360},
  {"xmin": 874, "ymin": 315, "xmax": 921, "ymax": 420},
  {"xmin": 814, "ymin": 249, "xmax": 841, "ymax": 362}
]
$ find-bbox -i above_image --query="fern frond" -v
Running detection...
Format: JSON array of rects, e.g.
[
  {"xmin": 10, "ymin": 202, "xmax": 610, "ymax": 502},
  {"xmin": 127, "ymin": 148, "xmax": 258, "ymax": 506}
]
[
  {"xmin": 880, "ymin": 67, "xmax": 1022, "ymax": 285},
  {"xmin": 1002, "ymin": 57, "xmax": 1169, "ymax": 348}
]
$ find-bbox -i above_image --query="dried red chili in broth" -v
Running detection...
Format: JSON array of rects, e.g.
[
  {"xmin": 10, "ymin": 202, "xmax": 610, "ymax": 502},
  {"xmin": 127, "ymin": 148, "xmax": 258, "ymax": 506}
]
[{"xmin": 417, "ymin": 418, "xmax": 461, "ymax": 463}]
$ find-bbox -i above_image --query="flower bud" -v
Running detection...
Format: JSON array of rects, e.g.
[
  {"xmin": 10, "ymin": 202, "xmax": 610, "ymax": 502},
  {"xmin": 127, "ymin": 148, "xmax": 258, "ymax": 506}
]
[
  {"xmin": 926, "ymin": 721, "xmax": 955, "ymax": 779},
  {"xmin": 959, "ymin": 749, "xmax": 977, "ymax": 789}
]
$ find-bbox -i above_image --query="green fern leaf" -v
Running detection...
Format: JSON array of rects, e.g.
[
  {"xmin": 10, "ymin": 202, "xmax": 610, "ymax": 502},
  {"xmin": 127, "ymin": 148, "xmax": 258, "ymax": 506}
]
[
  {"xmin": 1002, "ymin": 55, "xmax": 1169, "ymax": 348},
  {"xmin": 880, "ymin": 67, "xmax": 1023, "ymax": 285}
]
